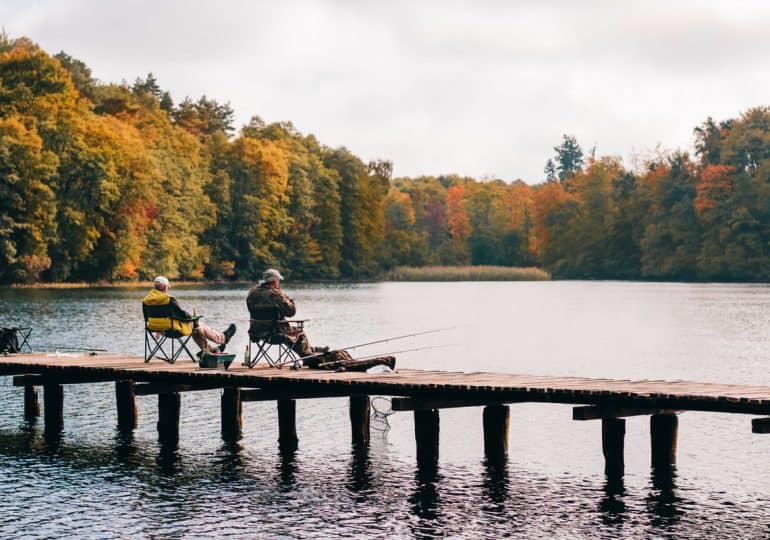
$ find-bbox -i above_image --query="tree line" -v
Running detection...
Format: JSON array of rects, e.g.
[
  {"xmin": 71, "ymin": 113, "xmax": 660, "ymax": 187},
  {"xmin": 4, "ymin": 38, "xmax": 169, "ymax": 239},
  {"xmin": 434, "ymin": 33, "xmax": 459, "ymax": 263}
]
[{"xmin": 1, "ymin": 35, "xmax": 769, "ymax": 283}]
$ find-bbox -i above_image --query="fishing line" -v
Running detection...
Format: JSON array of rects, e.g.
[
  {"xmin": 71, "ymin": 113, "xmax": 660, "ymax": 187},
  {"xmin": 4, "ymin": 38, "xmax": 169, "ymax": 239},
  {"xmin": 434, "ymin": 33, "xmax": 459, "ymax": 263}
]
[
  {"xmin": 352, "ymin": 343, "xmax": 458, "ymax": 362},
  {"xmin": 340, "ymin": 327, "xmax": 455, "ymax": 352}
]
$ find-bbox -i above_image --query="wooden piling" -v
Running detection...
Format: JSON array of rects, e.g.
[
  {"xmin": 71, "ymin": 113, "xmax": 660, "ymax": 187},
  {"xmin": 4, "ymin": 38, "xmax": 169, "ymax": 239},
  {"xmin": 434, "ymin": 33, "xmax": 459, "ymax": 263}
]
[
  {"xmin": 221, "ymin": 387, "xmax": 242, "ymax": 441},
  {"xmin": 414, "ymin": 408, "xmax": 440, "ymax": 463},
  {"xmin": 115, "ymin": 380, "xmax": 137, "ymax": 431},
  {"xmin": 349, "ymin": 395, "xmax": 371, "ymax": 446},
  {"xmin": 602, "ymin": 418, "xmax": 625, "ymax": 476},
  {"xmin": 24, "ymin": 385, "xmax": 40, "ymax": 421},
  {"xmin": 277, "ymin": 399, "xmax": 298, "ymax": 450},
  {"xmin": 650, "ymin": 413, "xmax": 678, "ymax": 468},
  {"xmin": 157, "ymin": 392, "xmax": 181, "ymax": 445},
  {"xmin": 483, "ymin": 404, "xmax": 510, "ymax": 460},
  {"xmin": 43, "ymin": 384, "xmax": 63, "ymax": 433}
]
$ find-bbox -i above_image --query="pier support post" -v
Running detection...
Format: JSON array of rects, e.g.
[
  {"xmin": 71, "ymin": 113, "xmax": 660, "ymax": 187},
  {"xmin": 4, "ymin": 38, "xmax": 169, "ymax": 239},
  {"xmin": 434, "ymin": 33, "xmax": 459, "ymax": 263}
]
[
  {"xmin": 221, "ymin": 387, "xmax": 242, "ymax": 441},
  {"xmin": 157, "ymin": 392, "xmax": 181, "ymax": 445},
  {"xmin": 24, "ymin": 385, "xmax": 41, "ymax": 422},
  {"xmin": 115, "ymin": 380, "xmax": 137, "ymax": 431},
  {"xmin": 349, "ymin": 395, "xmax": 371, "ymax": 446},
  {"xmin": 650, "ymin": 413, "xmax": 678, "ymax": 468},
  {"xmin": 43, "ymin": 384, "xmax": 63, "ymax": 433},
  {"xmin": 602, "ymin": 418, "xmax": 625, "ymax": 476},
  {"xmin": 483, "ymin": 404, "xmax": 510, "ymax": 461},
  {"xmin": 277, "ymin": 399, "xmax": 298, "ymax": 451},
  {"xmin": 414, "ymin": 409, "xmax": 440, "ymax": 464}
]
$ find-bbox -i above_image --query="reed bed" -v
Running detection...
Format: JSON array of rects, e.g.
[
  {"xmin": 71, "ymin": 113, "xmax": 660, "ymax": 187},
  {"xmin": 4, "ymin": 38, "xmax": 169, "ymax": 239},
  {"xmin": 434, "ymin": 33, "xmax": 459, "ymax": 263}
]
[{"xmin": 387, "ymin": 265, "xmax": 551, "ymax": 282}]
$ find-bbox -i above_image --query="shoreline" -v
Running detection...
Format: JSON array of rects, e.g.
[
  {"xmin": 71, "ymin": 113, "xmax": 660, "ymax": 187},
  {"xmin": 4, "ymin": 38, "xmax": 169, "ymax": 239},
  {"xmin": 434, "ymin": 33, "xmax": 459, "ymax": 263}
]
[{"xmin": 6, "ymin": 278, "xmax": 770, "ymax": 289}]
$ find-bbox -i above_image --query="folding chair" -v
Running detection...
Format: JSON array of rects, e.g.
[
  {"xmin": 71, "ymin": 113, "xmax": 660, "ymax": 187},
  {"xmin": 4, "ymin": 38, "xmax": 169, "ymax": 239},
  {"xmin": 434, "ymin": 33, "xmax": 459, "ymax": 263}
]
[
  {"xmin": 15, "ymin": 327, "xmax": 32, "ymax": 352},
  {"xmin": 0, "ymin": 327, "xmax": 32, "ymax": 353},
  {"xmin": 247, "ymin": 307, "xmax": 308, "ymax": 369},
  {"xmin": 143, "ymin": 303, "xmax": 200, "ymax": 364}
]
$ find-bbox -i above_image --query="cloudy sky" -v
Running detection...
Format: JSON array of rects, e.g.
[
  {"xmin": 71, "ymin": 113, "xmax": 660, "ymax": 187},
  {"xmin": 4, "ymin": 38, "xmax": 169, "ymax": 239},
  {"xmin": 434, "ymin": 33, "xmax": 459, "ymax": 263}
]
[{"xmin": 3, "ymin": 0, "xmax": 770, "ymax": 182}]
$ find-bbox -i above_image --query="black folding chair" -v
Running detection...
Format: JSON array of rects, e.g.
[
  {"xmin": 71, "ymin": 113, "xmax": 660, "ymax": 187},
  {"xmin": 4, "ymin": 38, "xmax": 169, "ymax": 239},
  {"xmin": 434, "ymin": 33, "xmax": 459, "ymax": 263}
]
[
  {"xmin": 16, "ymin": 327, "xmax": 32, "ymax": 352},
  {"xmin": 247, "ymin": 307, "xmax": 307, "ymax": 369},
  {"xmin": 142, "ymin": 304, "xmax": 200, "ymax": 364},
  {"xmin": 0, "ymin": 326, "xmax": 32, "ymax": 353}
]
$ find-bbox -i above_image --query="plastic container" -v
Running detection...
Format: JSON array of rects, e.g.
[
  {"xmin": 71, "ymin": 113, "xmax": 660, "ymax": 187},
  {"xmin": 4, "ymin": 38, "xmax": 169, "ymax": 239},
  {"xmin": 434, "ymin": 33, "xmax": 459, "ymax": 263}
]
[{"xmin": 198, "ymin": 351, "xmax": 236, "ymax": 369}]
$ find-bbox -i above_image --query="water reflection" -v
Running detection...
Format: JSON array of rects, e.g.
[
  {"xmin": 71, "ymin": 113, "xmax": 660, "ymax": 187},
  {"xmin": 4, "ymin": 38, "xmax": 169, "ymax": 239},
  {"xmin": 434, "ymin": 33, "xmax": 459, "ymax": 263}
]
[
  {"xmin": 409, "ymin": 458, "xmax": 442, "ymax": 538},
  {"xmin": 277, "ymin": 446, "xmax": 298, "ymax": 489},
  {"xmin": 155, "ymin": 442, "xmax": 181, "ymax": 477},
  {"xmin": 347, "ymin": 442, "xmax": 373, "ymax": 496},
  {"xmin": 482, "ymin": 456, "xmax": 509, "ymax": 511},
  {"xmin": 113, "ymin": 429, "xmax": 138, "ymax": 466},
  {"xmin": 42, "ymin": 425, "xmax": 62, "ymax": 453},
  {"xmin": 599, "ymin": 475, "xmax": 627, "ymax": 526},
  {"xmin": 646, "ymin": 466, "xmax": 683, "ymax": 531},
  {"xmin": 214, "ymin": 440, "xmax": 245, "ymax": 481}
]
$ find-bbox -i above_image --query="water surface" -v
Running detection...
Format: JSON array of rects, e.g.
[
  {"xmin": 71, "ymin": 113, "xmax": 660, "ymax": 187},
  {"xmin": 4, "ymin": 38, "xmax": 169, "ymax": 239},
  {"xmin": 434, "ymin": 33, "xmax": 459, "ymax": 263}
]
[{"xmin": 1, "ymin": 282, "xmax": 769, "ymax": 538}]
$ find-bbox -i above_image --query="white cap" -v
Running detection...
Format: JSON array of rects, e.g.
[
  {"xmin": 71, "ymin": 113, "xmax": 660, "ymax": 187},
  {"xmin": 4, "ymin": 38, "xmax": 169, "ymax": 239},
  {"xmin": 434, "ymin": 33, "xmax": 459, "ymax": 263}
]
[
  {"xmin": 154, "ymin": 276, "xmax": 169, "ymax": 290},
  {"xmin": 260, "ymin": 268, "xmax": 284, "ymax": 283}
]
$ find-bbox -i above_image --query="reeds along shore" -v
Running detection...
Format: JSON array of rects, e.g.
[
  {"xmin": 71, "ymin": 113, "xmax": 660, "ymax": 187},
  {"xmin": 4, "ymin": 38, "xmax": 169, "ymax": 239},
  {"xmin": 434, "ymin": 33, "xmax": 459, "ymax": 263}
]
[{"xmin": 387, "ymin": 266, "xmax": 551, "ymax": 281}]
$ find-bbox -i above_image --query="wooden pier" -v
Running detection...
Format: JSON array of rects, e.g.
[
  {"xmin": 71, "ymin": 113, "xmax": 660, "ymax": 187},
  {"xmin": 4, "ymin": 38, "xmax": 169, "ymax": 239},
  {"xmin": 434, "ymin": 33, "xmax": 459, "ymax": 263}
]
[{"xmin": 3, "ymin": 353, "xmax": 770, "ymax": 475}]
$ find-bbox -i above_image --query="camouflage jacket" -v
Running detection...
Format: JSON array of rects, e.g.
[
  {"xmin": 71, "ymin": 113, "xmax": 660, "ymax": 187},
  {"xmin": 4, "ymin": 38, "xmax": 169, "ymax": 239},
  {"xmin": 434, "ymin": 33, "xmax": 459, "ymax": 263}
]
[{"xmin": 246, "ymin": 284, "xmax": 297, "ymax": 339}]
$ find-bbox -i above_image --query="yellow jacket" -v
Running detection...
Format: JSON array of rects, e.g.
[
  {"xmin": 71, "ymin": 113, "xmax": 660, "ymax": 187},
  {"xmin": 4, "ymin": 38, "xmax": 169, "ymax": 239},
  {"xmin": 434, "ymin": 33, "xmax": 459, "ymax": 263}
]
[{"xmin": 142, "ymin": 288, "xmax": 194, "ymax": 335}]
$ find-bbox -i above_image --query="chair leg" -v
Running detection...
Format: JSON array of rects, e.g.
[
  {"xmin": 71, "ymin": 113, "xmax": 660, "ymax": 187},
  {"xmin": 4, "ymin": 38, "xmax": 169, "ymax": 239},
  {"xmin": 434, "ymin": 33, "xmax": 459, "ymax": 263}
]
[
  {"xmin": 176, "ymin": 335, "xmax": 196, "ymax": 363},
  {"xmin": 254, "ymin": 341, "xmax": 271, "ymax": 367},
  {"xmin": 18, "ymin": 329, "xmax": 32, "ymax": 352},
  {"xmin": 146, "ymin": 332, "xmax": 166, "ymax": 362},
  {"xmin": 247, "ymin": 340, "xmax": 301, "ymax": 369}
]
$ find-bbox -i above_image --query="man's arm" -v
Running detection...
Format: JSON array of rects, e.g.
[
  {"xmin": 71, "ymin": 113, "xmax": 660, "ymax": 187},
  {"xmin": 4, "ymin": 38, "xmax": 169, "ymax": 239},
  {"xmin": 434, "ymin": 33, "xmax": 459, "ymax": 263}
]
[
  {"xmin": 169, "ymin": 297, "xmax": 193, "ymax": 320},
  {"xmin": 274, "ymin": 289, "xmax": 297, "ymax": 317}
]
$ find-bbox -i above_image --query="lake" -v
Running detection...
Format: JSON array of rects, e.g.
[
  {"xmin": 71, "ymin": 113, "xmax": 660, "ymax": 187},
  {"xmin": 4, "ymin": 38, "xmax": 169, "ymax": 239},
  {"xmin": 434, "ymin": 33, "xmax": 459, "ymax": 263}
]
[{"xmin": 1, "ymin": 281, "xmax": 770, "ymax": 538}]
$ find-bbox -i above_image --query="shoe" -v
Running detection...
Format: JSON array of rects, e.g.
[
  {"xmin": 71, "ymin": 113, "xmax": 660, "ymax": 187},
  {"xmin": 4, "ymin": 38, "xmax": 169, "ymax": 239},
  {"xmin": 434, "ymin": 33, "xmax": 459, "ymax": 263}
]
[
  {"xmin": 223, "ymin": 324, "xmax": 236, "ymax": 343},
  {"xmin": 218, "ymin": 324, "xmax": 236, "ymax": 352},
  {"xmin": 312, "ymin": 345, "xmax": 330, "ymax": 353}
]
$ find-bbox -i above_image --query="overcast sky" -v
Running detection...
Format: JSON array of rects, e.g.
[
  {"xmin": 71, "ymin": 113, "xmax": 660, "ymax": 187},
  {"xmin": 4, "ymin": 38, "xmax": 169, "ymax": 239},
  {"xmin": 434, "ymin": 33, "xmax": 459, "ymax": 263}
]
[{"xmin": 3, "ymin": 0, "xmax": 770, "ymax": 183}]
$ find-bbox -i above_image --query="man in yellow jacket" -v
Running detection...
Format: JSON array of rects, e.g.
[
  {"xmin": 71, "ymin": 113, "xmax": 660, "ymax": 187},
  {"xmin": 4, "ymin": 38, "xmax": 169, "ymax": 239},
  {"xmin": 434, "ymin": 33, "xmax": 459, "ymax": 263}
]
[{"xmin": 144, "ymin": 276, "xmax": 235, "ymax": 353}]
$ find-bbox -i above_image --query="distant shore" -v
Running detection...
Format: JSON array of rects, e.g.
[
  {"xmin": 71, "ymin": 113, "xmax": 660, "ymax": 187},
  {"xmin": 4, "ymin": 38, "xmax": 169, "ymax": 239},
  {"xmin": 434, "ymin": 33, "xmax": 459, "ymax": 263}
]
[{"xmin": 5, "ymin": 266, "xmax": 551, "ymax": 288}]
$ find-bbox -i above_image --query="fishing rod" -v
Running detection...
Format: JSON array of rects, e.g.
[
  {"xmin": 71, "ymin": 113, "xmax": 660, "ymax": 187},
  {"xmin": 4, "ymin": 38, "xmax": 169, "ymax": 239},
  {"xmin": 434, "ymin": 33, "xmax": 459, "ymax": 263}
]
[
  {"xmin": 47, "ymin": 346, "xmax": 108, "ymax": 352},
  {"xmin": 281, "ymin": 344, "xmax": 457, "ymax": 370},
  {"xmin": 338, "ymin": 327, "xmax": 454, "ymax": 352},
  {"xmin": 275, "ymin": 327, "xmax": 454, "ymax": 365},
  {"xmin": 292, "ymin": 344, "xmax": 457, "ymax": 372},
  {"xmin": 271, "ymin": 327, "xmax": 456, "ymax": 369},
  {"xmin": 352, "ymin": 343, "xmax": 457, "ymax": 361}
]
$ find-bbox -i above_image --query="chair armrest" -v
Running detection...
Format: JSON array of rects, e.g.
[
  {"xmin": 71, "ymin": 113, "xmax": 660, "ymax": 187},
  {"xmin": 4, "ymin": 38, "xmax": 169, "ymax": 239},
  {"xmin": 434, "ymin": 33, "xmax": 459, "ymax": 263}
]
[
  {"xmin": 284, "ymin": 319, "xmax": 310, "ymax": 324},
  {"xmin": 177, "ymin": 315, "xmax": 203, "ymax": 323}
]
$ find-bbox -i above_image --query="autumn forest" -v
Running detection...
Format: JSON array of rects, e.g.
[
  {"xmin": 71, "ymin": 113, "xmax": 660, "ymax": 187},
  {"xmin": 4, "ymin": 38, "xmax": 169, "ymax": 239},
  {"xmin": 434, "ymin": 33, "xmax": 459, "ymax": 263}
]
[{"xmin": 2, "ymin": 35, "xmax": 770, "ymax": 284}]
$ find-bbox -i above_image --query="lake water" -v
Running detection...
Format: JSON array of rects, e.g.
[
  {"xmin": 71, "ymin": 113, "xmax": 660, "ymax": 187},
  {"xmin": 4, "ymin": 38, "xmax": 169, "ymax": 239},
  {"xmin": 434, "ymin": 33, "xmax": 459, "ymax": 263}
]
[{"xmin": 1, "ymin": 281, "xmax": 770, "ymax": 538}]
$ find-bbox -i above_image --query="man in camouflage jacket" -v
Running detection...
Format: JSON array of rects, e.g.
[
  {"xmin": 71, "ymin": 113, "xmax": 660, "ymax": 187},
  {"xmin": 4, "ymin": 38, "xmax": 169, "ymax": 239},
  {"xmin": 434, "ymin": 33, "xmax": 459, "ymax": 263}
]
[{"xmin": 246, "ymin": 268, "xmax": 325, "ymax": 356}]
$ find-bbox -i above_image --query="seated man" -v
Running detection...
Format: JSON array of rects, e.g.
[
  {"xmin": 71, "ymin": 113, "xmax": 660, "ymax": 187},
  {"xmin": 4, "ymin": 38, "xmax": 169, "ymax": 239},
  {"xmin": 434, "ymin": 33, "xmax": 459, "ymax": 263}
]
[
  {"xmin": 144, "ymin": 276, "xmax": 236, "ymax": 354},
  {"xmin": 246, "ymin": 268, "xmax": 327, "ymax": 357}
]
